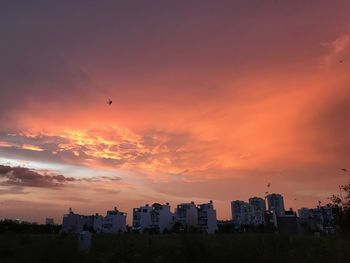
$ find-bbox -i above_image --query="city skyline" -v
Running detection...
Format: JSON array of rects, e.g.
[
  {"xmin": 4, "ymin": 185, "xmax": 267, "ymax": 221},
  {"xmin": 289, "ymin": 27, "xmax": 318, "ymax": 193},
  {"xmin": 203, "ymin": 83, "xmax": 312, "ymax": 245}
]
[
  {"xmin": 1, "ymin": 1, "xmax": 350, "ymax": 224},
  {"xmin": 0, "ymin": 192, "xmax": 334, "ymax": 225}
]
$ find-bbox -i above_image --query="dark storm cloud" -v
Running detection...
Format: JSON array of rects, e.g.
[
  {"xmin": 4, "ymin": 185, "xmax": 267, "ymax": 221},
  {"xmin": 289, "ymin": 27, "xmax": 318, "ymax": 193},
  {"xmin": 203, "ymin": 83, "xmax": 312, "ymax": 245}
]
[
  {"xmin": 0, "ymin": 164, "xmax": 121, "ymax": 192},
  {"xmin": 0, "ymin": 164, "xmax": 76, "ymax": 188}
]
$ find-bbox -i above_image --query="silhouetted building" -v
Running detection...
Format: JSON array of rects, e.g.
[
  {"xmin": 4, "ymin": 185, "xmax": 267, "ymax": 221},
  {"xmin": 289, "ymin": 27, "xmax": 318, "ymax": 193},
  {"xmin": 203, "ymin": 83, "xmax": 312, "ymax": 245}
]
[
  {"xmin": 197, "ymin": 200, "xmax": 218, "ymax": 234},
  {"xmin": 62, "ymin": 208, "xmax": 94, "ymax": 233},
  {"xmin": 149, "ymin": 203, "xmax": 174, "ymax": 233},
  {"xmin": 298, "ymin": 208, "xmax": 311, "ymax": 219},
  {"xmin": 231, "ymin": 200, "xmax": 254, "ymax": 228},
  {"xmin": 45, "ymin": 218, "xmax": 54, "ymax": 225},
  {"xmin": 266, "ymin": 193, "xmax": 285, "ymax": 217},
  {"xmin": 298, "ymin": 206, "xmax": 335, "ymax": 234},
  {"xmin": 132, "ymin": 204, "xmax": 153, "ymax": 233},
  {"xmin": 264, "ymin": 210, "xmax": 278, "ymax": 229},
  {"xmin": 94, "ymin": 207, "xmax": 127, "ymax": 234},
  {"xmin": 62, "ymin": 207, "xmax": 127, "ymax": 234},
  {"xmin": 175, "ymin": 202, "xmax": 198, "ymax": 229},
  {"xmin": 249, "ymin": 197, "xmax": 266, "ymax": 225}
]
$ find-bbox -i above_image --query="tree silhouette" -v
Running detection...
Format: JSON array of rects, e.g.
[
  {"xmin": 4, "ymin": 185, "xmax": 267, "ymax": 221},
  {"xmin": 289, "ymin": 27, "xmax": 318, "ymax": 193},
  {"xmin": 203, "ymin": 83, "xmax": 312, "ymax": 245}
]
[{"xmin": 329, "ymin": 181, "xmax": 350, "ymax": 233}]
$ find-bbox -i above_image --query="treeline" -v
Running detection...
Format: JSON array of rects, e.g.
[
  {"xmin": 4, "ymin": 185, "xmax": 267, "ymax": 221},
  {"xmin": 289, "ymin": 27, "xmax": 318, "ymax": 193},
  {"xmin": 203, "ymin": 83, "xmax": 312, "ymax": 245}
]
[
  {"xmin": 330, "ymin": 181, "xmax": 350, "ymax": 233},
  {"xmin": 0, "ymin": 220, "xmax": 61, "ymax": 234}
]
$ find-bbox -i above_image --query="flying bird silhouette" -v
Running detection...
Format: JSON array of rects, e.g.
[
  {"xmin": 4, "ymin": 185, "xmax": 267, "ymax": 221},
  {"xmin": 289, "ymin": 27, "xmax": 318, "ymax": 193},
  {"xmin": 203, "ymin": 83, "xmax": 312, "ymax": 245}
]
[
  {"xmin": 341, "ymin": 168, "xmax": 348, "ymax": 172},
  {"xmin": 339, "ymin": 60, "xmax": 343, "ymax": 63},
  {"xmin": 267, "ymin": 183, "xmax": 271, "ymax": 188},
  {"xmin": 107, "ymin": 99, "xmax": 113, "ymax": 105}
]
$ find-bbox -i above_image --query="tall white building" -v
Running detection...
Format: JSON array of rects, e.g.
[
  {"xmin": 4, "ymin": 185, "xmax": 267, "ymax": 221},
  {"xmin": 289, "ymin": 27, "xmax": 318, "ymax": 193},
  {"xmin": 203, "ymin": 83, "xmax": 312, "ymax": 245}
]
[
  {"xmin": 266, "ymin": 193, "xmax": 285, "ymax": 217},
  {"xmin": 150, "ymin": 203, "xmax": 174, "ymax": 233},
  {"xmin": 132, "ymin": 204, "xmax": 153, "ymax": 233},
  {"xmin": 62, "ymin": 207, "xmax": 127, "ymax": 234},
  {"xmin": 62, "ymin": 208, "xmax": 94, "ymax": 233},
  {"xmin": 132, "ymin": 203, "xmax": 174, "ymax": 233},
  {"xmin": 94, "ymin": 207, "xmax": 127, "ymax": 234},
  {"xmin": 197, "ymin": 200, "xmax": 218, "ymax": 234},
  {"xmin": 249, "ymin": 197, "xmax": 266, "ymax": 225},
  {"xmin": 231, "ymin": 200, "xmax": 254, "ymax": 227},
  {"xmin": 175, "ymin": 202, "xmax": 198, "ymax": 228}
]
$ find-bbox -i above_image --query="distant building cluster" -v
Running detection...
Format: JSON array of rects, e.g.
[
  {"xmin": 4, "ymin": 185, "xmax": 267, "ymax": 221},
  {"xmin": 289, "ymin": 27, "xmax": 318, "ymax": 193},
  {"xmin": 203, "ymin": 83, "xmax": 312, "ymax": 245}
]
[
  {"xmin": 231, "ymin": 194, "xmax": 284, "ymax": 228},
  {"xmin": 60, "ymin": 194, "xmax": 336, "ymax": 235},
  {"xmin": 62, "ymin": 200, "xmax": 218, "ymax": 234},
  {"xmin": 298, "ymin": 206, "xmax": 335, "ymax": 234},
  {"xmin": 62, "ymin": 207, "xmax": 126, "ymax": 234},
  {"xmin": 231, "ymin": 193, "xmax": 336, "ymax": 235}
]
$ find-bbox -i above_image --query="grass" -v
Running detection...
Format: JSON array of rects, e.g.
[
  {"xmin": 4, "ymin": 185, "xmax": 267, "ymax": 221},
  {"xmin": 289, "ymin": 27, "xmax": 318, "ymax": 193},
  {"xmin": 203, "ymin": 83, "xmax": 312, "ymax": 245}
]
[{"xmin": 0, "ymin": 233, "xmax": 350, "ymax": 263}]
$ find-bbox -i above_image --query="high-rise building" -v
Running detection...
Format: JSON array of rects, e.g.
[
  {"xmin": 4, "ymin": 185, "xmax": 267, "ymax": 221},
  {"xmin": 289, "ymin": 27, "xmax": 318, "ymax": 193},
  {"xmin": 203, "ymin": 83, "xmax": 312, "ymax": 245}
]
[
  {"xmin": 149, "ymin": 203, "xmax": 174, "ymax": 233},
  {"xmin": 98, "ymin": 207, "xmax": 127, "ymax": 233},
  {"xmin": 231, "ymin": 200, "xmax": 254, "ymax": 227},
  {"xmin": 175, "ymin": 202, "xmax": 198, "ymax": 228},
  {"xmin": 249, "ymin": 197, "xmax": 266, "ymax": 225},
  {"xmin": 197, "ymin": 200, "xmax": 218, "ymax": 234},
  {"xmin": 132, "ymin": 204, "xmax": 153, "ymax": 233},
  {"xmin": 266, "ymin": 193, "xmax": 285, "ymax": 217}
]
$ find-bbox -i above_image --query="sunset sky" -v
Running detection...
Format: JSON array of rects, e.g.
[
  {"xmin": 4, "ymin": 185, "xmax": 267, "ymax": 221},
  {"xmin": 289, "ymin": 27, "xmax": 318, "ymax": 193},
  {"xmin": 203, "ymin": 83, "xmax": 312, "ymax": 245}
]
[{"xmin": 1, "ymin": 1, "xmax": 350, "ymax": 224}]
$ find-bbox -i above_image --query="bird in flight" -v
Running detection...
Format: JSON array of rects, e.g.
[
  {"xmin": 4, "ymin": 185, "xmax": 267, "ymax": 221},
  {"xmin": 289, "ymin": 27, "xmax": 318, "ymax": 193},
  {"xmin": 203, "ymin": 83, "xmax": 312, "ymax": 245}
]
[
  {"xmin": 267, "ymin": 183, "xmax": 271, "ymax": 188},
  {"xmin": 341, "ymin": 168, "xmax": 348, "ymax": 172},
  {"xmin": 339, "ymin": 60, "xmax": 343, "ymax": 63},
  {"xmin": 107, "ymin": 99, "xmax": 113, "ymax": 105}
]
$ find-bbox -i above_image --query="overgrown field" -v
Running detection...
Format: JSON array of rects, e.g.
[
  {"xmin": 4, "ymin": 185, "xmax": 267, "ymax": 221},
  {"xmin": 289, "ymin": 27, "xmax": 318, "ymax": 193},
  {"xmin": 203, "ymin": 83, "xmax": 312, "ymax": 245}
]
[{"xmin": 1, "ymin": 233, "xmax": 350, "ymax": 263}]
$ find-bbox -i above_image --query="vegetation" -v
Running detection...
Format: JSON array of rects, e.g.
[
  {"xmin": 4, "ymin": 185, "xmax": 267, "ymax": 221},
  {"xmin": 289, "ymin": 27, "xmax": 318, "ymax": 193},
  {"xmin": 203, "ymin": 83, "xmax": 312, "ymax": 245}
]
[
  {"xmin": 0, "ymin": 220, "xmax": 60, "ymax": 234},
  {"xmin": 1, "ymin": 232, "xmax": 350, "ymax": 263},
  {"xmin": 329, "ymin": 181, "xmax": 350, "ymax": 233}
]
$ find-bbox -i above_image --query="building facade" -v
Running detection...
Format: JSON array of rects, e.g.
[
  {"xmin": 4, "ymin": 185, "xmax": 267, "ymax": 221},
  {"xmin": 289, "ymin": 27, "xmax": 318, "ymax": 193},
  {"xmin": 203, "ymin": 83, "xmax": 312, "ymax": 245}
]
[
  {"xmin": 94, "ymin": 207, "xmax": 127, "ymax": 233},
  {"xmin": 249, "ymin": 197, "xmax": 266, "ymax": 225},
  {"xmin": 62, "ymin": 207, "xmax": 127, "ymax": 234},
  {"xmin": 62, "ymin": 208, "xmax": 95, "ymax": 233},
  {"xmin": 175, "ymin": 202, "xmax": 198, "ymax": 229},
  {"xmin": 231, "ymin": 200, "xmax": 254, "ymax": 227},
  {"xmin": 298, "ymin": 206, "xmax": 336, "ymax": 234},
  {"xmin": 266, "ymin": 193, "xmax": 285, "ymax": 217},
  {"xmin": 132, "ymin": 203, "xmax": 174, "ymax": 233},
  {"xmin": 132, "ymin": 204, "xmax": 153, "ymax": 233},
  {"xmin": 197, "ymin": 200, "xmax": 218, "ymax": 234},
  {"xmin": 149, "ymin": 203, "xmax": 174, "ymax": 233}
]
